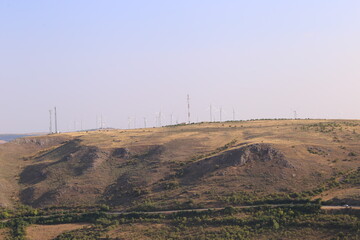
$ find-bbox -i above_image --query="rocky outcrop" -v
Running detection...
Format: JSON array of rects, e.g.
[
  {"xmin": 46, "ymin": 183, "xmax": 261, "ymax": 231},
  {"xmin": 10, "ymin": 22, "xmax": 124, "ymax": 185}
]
[
  {"xmin": 182, "ymin": 143, "xmax": 293, "ymax": 181},
  {"xmin": 13, "ymin": 136, "xmax": 69, "ymax": 147}
]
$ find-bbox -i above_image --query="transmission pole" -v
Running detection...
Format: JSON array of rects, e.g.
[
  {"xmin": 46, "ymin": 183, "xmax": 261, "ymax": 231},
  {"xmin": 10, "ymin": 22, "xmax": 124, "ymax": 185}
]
[
  {"xmin": 144, "ymin": 117, "xmax": 147, "ymax": 128},
  {"xmin": 159, "ymin": 112, "xmax": 162, "ymax": 127},
  {"xmin": 233, "ymin": 108, "xmax": 235, "ymax": 121},
  {"xmin": 49, "ymin": 110, "xmax": 52, "ymax": 134},
  {"xmin": 54, "ymin": 107, "xmax": 58, "ymax": 133},
  {"xmin": 220, "ymin": 107, "xmax": 222, "ymax": 122},
  {"xmin": 187, "ymin": 94, "xmax": 191, "ymax": 124},
  {"xmin": 294, "ymin": 111, "xmax": 297, "ymax": 120},
  {"xmin": 210, "ymin": 104, "xmax": 212, "ymax": 122}
]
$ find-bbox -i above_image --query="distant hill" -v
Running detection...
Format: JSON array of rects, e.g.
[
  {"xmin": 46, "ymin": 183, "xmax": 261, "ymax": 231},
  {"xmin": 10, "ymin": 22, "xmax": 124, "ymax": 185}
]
[
  {"xmin": 0, "ymin": 133, "xmax": 43, "ymax": 143},
  {"xmin": 0, "ymin": 119, "xmax": 359, "ymax": 210}
]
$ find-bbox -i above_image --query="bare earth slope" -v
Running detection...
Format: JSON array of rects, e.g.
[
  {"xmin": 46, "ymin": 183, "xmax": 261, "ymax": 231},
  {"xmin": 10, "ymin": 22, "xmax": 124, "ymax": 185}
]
[{"xmin": 0, "ymin": 119, "xmax": 359, "ymax": 209}]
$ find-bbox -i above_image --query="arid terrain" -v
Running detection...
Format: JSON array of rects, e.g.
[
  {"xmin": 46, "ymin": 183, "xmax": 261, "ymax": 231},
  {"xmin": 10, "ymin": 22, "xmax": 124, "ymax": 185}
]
[{"xmin": 0, "ymin": 119, "xmax": 360, "ymax": 239}]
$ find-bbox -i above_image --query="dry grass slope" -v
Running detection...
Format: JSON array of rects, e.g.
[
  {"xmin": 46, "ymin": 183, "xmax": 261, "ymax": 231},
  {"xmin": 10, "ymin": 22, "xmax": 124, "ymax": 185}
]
[{"xmin": 0, "ymin": 119, "xmax": 359, "ymax": 209}]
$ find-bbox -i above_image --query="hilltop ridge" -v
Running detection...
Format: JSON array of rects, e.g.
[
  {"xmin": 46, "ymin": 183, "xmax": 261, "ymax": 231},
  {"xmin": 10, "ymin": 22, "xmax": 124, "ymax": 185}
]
[{"xmin": 0, "ymin": 119, "xmax": 359, "ymax": 210}]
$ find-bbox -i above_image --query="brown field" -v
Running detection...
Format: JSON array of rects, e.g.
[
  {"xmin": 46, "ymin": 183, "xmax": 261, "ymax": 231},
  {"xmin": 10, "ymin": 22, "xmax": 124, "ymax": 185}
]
[
  {"xmin": 0, "ymin": 228, "xmax": 10, "ymax": 240},
  {"xmin": 0, "ymin": 119, "xmax": 359, "ymax": 209},
  {"xmin": 255, "ymin": 227, "xmax": 358, "ymax": 240},
  {"xmin": 103, "ymin": 223, "xmax": 358, "ymax": 240},
  {"xmin": 26, "ymin": 223, "xmax": 90, "ymax": 240}
]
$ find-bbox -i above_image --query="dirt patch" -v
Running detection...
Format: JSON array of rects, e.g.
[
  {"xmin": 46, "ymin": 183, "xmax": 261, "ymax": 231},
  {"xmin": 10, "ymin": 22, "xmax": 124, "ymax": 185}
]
[
  {"xmin": 0, "ymin": 228, "xmax": 10, "ymax": 240},
  {"xmin": 26, "ymin": 223, "xmax": 90, "ymax": 240}
]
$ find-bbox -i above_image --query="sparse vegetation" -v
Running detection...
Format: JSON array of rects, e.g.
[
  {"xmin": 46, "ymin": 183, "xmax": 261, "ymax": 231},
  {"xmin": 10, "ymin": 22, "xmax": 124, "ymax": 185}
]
[
  {"xmin": 1, "ymin": 119, "xmax": 360, "ymax": 239},
  {"xmin": 2, "ymin": 203, "xmax": 359, "ymax": 239}
]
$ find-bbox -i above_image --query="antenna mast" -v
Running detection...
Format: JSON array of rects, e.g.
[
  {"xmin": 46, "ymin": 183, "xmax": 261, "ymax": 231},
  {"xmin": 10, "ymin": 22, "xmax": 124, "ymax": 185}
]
[
  {"xmin": 49, "ymin": 110, "xmax": 52, "ymax": 133},
  {"xmin": 54, "ymin": 107, "xmax": 58, "ymax": 133},
  {"xmin": 187, "ymin": 94, "xmax": 190, "ymax": 124},
  {"xmin": 220, "ymin": 107, "xmax": 222, "ymax": 122},
  {"xmin": 159, "ymin": 112, "xmax": 162, "ymax": 127}
]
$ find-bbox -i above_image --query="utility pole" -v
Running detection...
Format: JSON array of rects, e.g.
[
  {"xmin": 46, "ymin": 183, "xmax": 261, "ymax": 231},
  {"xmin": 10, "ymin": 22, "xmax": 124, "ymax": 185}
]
[
  {"xmin": 128, "ymin": 117, "xmax": 131, "ymax": 129},
  {"xmin": 170, "ymin": 113, "xmax": 173, "ymax": 125},
  {"xmin": 144, "ymin": 117, "xmax": 146, "ymax": 128},
  {"xmin": 54, "ymin": 107, "xmax": 58, "ymax": 133},
  {"xmin": 187, "ymin": 94, "xmax": 191, "ymax": 124},
  {"xmin": 220, "ymin": 107, "xmax": 222, "ymax": 122},
  {"xmin": 210, "ymin": 104, "xmax": 212, "ymax": 122},
  {"xmin": 159, "ymin": 112, "xmax": 162, "ymax": 127},
  {"xmin": 100, "ymin": 115, "xmax": 103, "ymax": 129},
  {"xmin": 233, "ymin": 108, "xmax": 235, "ymax": 121},
  {"xmin": 294, "ymin": 111, "xmax": 297, "ymax": 120},
  {"xmin": 49, "ymin": 110, "xmax": 52, "ymax": 134}
]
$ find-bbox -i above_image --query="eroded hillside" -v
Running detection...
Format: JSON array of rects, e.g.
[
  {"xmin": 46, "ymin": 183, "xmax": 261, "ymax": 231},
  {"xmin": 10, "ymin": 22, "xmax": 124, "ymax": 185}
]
[{"xmin": 1, "ymin": 119, "xmax": 360, "ymax": 209}]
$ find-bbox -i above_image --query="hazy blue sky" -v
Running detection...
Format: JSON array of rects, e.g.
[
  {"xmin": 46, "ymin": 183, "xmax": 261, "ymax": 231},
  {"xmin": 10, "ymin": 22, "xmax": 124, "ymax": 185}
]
[{"xmin": 1, "ymin": 1, "xmax": 360, "ymax": 133}]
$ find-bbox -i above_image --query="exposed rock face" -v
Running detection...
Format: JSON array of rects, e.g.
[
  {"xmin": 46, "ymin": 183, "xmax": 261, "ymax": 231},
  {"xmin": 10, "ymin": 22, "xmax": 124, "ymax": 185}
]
[
  {"xmin": 182, "ymin": 143, "xmax": 293, "ymax": 181},
  {"xmin": 13, "ymin": 136, "xmax": 68, "ymax": 147}
]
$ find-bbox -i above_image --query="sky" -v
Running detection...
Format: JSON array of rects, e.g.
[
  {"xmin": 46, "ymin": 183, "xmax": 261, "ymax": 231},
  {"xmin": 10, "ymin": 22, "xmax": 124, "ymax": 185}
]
[{"xmin": 1, "ymin": 1, "xmax": 360, "ymax": 133}]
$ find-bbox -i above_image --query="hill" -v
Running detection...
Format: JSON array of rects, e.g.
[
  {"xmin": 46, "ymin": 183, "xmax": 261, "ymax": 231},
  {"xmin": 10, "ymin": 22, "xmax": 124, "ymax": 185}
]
[
  {"xmin": 0, "ymin": 119, "xmax": 359, "ymax": 210},
  {"xmin": 0, "ymin": 134, "xmax": 43, "ymax": 143}
]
